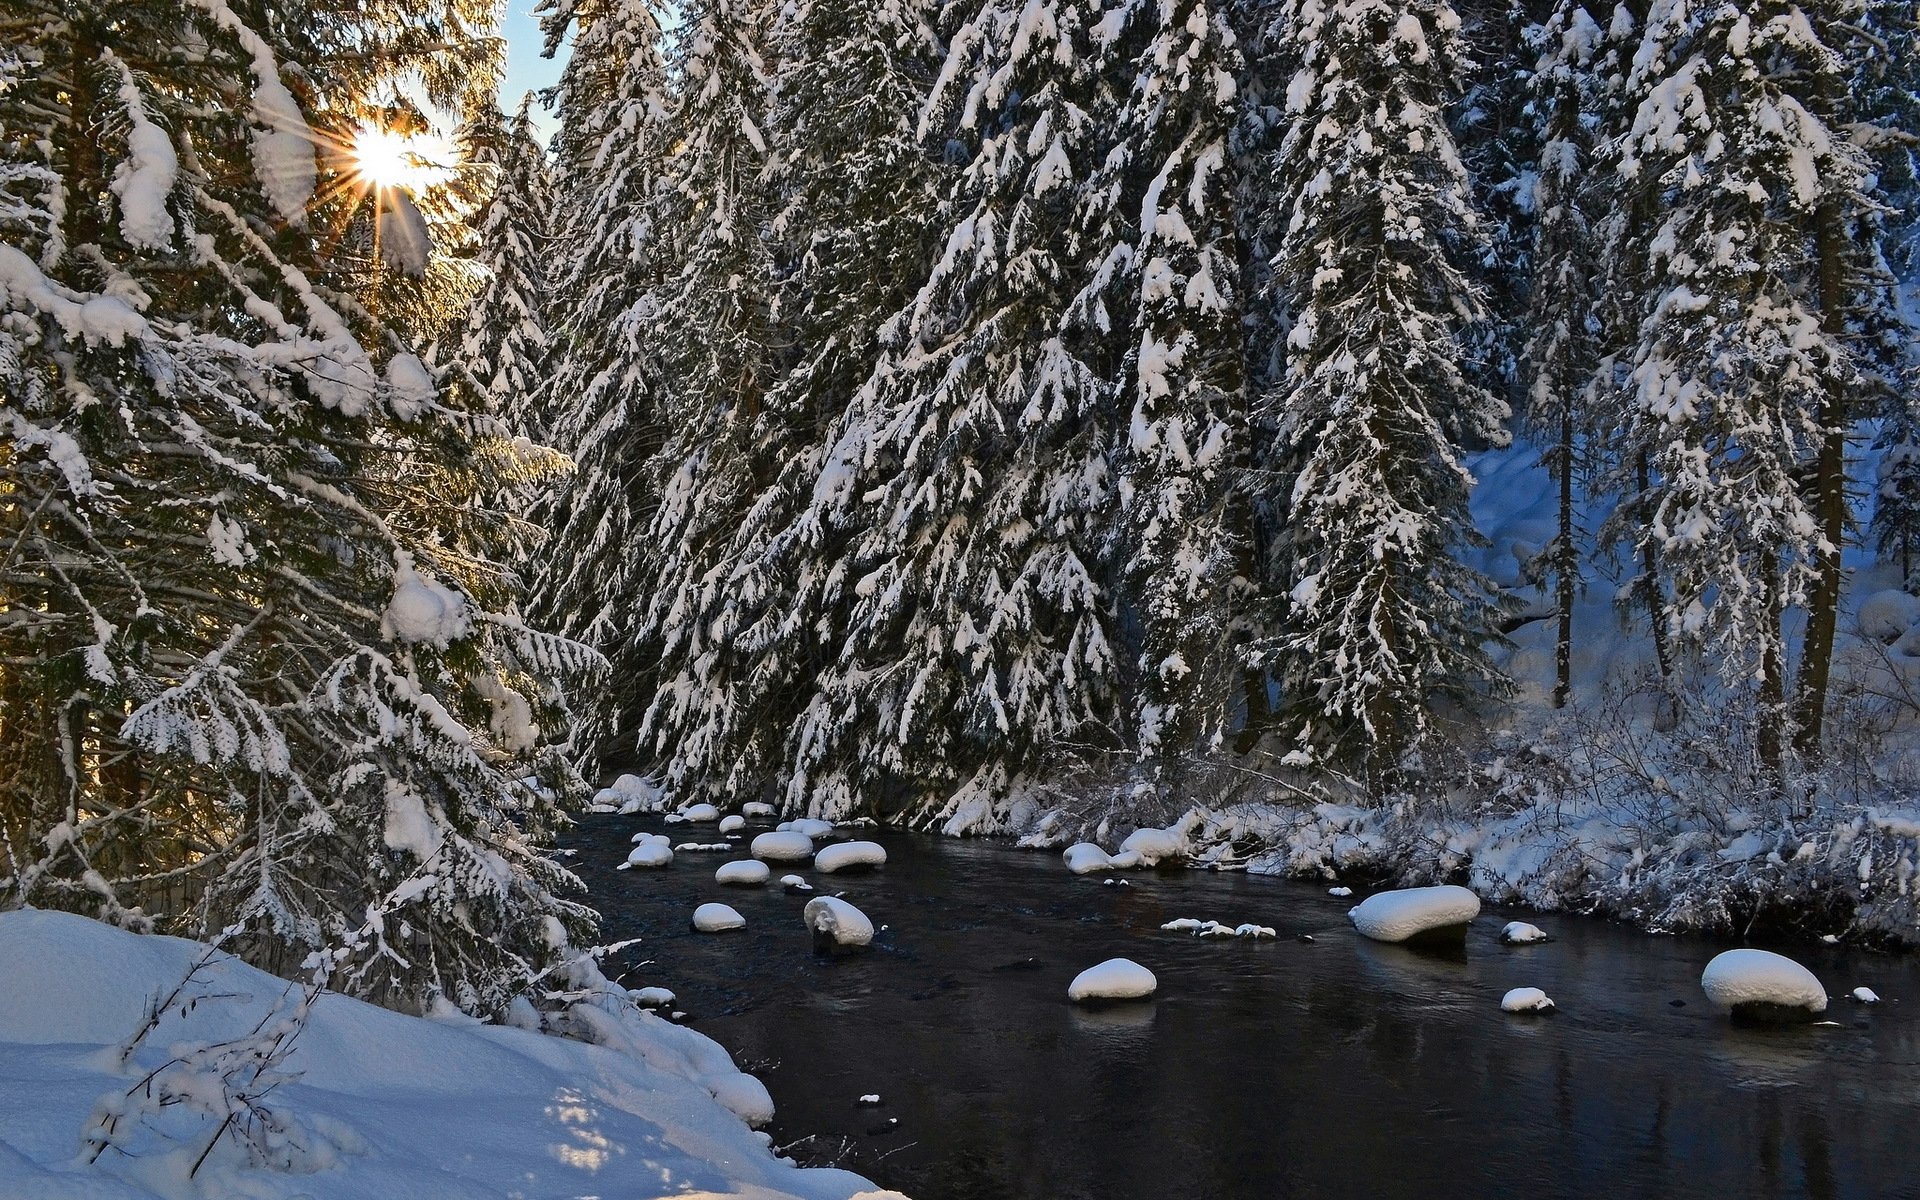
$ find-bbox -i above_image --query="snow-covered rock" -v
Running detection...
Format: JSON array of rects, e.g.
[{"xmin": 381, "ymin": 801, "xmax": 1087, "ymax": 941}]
[
  {"xmin": 692, "ymin": 903, "xmax": 746, "ymax": 933},
  {"xmin": 1328, "ymin": 885, "xmax": 1353, "ymax": 897},
  {"xmin": 1118, "ymin": 825, "xmax": 1186, "ymax": 867},
  {"xmin": 0, "ymin": 910, "xmax": 898, "ymax": 1200},
  {"xmin": 1161, "ymin": 918, "xmax": 1275, "ymax": 939},
  {"xmin": 1499, "ymin": 921, "xmax": 1550, "ymax": 945},
  {"xmin": 719, "ymin": 814, "xmax": 747, "ymax": 834},
  {"xmin": 1851, "ymin": 987, "xmax": 1880, "ymax": 1004},
  {"xmin": 716, "ymin": 860, "xmax": 771, "ymax": 887},
  {"xmin": 803, "ymin": 896, "xmax": 874, "ymax": 952},
  {"xmin": 623, "ymin": 839, "xmax": 673, "ymax": 869},
  {"xmin": 631, "ymin": 830, "xmax": 670, "ymax": 844},
  {"xmin": 1108, "ymin": 849, "xmax": 1144, "ymax": 869},
  {"xmin": 1235, "ymin": 924, "xmax": 1277, "ymax": 939},
  {"xmin": 680, "ymin": 802, "xmax": 721, "ymax": 822},
  {"xmin": 1161, "ymin": 918, "xmax": 1205, "ymax": 933},
  {"xmin": 744, "ymin": 801, "xmax": 776, "ymax": 818},
  {"xmin": 632, "ymin": 986, "xmax": 676, "ymax": 1008},
  {"xmin": 780, "ymin": 818, "xmax": 836, "ymax": 838},
  {"xmin": 1068, "ymin": 958, "xmax": 1157, "ymax": 1003},
  {"xmin": 1700, "ymin": 949, "xmax": 1827, "ymax": 1017},
  {"xmin": 814, "ymin": 841, "xmax": 887, "ymax": 874},
  {"xmin": 781, "ymin": 875, "xmax": 814, "ymax": 892},
  {"xmin": 676, "ymin": 842, "xmax": 733, "ymax": 852},
  {"xmin": 752, "ymin": 831, "xmax": 816, "ymax": 861},
  {"xmin": 1348, "ymin": 885, "xmax": 1481, "ymax": 944},
  {"xmin": 1064, "ymin": 842, "xmax": 1115, "ymax": 874},
  {"xmin": 1501, "ymin": 987, "xmax": 1555, "ymax": 1013}
]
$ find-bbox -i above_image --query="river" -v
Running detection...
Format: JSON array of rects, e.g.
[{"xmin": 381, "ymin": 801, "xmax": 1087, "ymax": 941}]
[{"xmin": 565, "ymin": 814, "xmax": 1920, "ymax": 1200}]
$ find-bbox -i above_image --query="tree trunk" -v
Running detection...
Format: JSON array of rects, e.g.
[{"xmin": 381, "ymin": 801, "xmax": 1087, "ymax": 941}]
[
  {"xmin": 1792, "ymin": 199, "xmax": 1849, "ymax": 764},
  {"xmin": 1553, "ymin": 404, "xmax": 1575, "ymax": 709},
  {"xmin": 1758, "ymin": 549, "xmax": 1788, "ymax": 799}
]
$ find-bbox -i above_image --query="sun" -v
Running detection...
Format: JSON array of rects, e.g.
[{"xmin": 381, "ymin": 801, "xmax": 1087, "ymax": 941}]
[{"xmin": 349, "ymin": 124, "xmax": 453, "ymax": 193}]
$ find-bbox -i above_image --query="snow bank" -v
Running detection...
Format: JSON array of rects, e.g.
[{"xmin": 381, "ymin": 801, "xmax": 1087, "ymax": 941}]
[
  {"xmin": 814, "ymin": 841, "xmax": 887, "ymax": 874},
  {"xmin": 1064, "ymin": 843, "xmax": 1115, "ymax": 874},
  {"xmin": 780, "ymin": 818, "xmax": 836, "ymax": 838},
  {"xmin": 1348, "ymin": 885, "xmax": 1481, "ymax": 943},
  {"xmin": 1700, "ymin": 949, "xmax": 1827, "ymax": 1016},
  {"xmin": 1499, "ymin": 921, "xmax": 1550, "ymax": 945},
  {"xmin": 1067, "ymin": 958, "xmax": 1157, "ymax": 1003},
  {"xmin": 692, "ymin": 903, "xmax": 747, "ymax": 932},
  {"xmin": 803, "ymin": 897, "xmax": 874, "ymax": 951},
  {"xmin": 0, "ymin": 910, "xmax": 898, "ymax": 1200},
  {"xmin": 716, "ymin": 860, "xmax": 771, "ymax": 886},
  {"xmin": 1500, "ymin": 987, "xmax": 1555, "ymax": 1013},
  {"xmin": 753, "ymin": 831, "xmax": 816, "ymax": 861}
]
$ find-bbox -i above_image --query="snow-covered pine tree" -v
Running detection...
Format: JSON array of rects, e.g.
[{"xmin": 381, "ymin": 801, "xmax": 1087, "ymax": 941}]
[
  {"xmin": 783, "ymin": 0, "xmax": 1122, "ymax": 828},
  {"xmin": 1074, "ymin": 0, "xmax": 1246, "ymax": 774},
  {"xmin": 0, "ymin": 0, "xmax": 598, "ymax": 1016},
  {"xmin": 633, "ymin": 0, "xmax": 945, "ymax": 810},
  {"xmin": 1258, "ymin": 0, "xmax": 1513, "ymax": 778},
  {"xmin": 1600, "ymin": 0, "xmax": 1885, "ymax": 780},
  {"xmin": 627, "ymin": 0, "xmax": 789, "ymax": 806},
  {"xmin": 532, "ymin": 0, "xmax": 675, "ymax": 752},
  {"xmin": 1522, "ymin": 0, "xmax": 1607, "ymax": 709}
]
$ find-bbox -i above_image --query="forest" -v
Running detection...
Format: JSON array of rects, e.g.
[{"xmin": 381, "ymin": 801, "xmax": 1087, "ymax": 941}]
[{"xmin": 3, "ymin": 0, "xmax": 1918, "ymax": 1020}]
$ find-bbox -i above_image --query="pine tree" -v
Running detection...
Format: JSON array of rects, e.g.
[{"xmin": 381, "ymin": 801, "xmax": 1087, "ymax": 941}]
[
  {"xmin": 1258, "ymin": 0, "xmax": 1513, "ymax": 777},
  {"xmin": 0, "ymin": 0, "xmax": 598, "ymax": 1016}
]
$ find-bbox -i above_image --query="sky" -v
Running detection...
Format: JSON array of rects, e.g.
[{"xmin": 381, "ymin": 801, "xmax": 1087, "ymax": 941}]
[{"xmin": 499, "ymin": 0, "xmax": 567, "ymax": 139}]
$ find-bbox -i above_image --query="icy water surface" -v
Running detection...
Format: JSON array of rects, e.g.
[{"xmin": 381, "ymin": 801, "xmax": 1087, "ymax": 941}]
[{"xmin": 567, "ymin": 814, "xmax": 1920, "ymax": 1200}]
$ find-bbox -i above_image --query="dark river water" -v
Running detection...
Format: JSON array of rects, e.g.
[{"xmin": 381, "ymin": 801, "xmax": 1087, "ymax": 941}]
[{"xmin": 564, "ymin": 813, "xmax": 1920, "ymax": 1200}]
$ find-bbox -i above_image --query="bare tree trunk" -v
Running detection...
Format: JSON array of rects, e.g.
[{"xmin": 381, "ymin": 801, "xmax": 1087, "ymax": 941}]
[
  {"xmin": 1793, "ymin": 200, "xmax": 1849, "ymax": 764},
  {"xmin": 1553, "ymin": 404, "xmax": 1576, "ymax": 709}
]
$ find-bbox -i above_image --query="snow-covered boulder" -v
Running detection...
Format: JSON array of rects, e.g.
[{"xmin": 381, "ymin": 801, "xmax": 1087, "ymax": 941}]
[
  {"xmin": 1064, "ymin": 843, "xmax": 1115, "ymax": 875},
  {"xmin": 1068, "ymin": 958, "xmax": 1157, "ymax": 1004},
  {"xmin": 631, "ymin": 986, "xmax": 676, "ymax": 1008},
  {"xmin": 1118, "ymin": 825, "xmax": 1186, "ymax": 868},
  {"xmin": 1852, "ymin": 987, "xmax": 1880, "ymax": 1004},
  {"xmin": 1348, "ymin": 885, "xmax": 1481, "ymax": 944},
  {"xmin": 1108, "ymin": 850, "xmax": 1143, "ymax": 869},
  {"xmin": 803, "ymin": 896, "xmax": 874, "ymax": 954},
  {"xmin": 1700, "ymin": 949, "xmax": 1827, "ymax": 1019},
  {"xmin": 631, "ymin": 830, "xmax": 670, "ymax": 844},
  {"xmin": 780, "ymin": 818, "xmax": 836, "ymax": 839},
  {"xmin": 597, "ymin": 773, "xmax": 668, "ymax": 814},
  {"xmin": 744, "ymin": 802, "xmax": 776, "ymax": 818},
  {"xmin": 692, "ymin": 903, "xmax": 746, "ymax": 933},
  {"xmin": 676, "ymin": 842, "xmax": 732, "ymax": 852},
  {"xmin": 1499, "ymin": 921, "xmax": 1550, "ymax": 945},
  {"xmin": 623, "ymin": 839, "xmax": 673, "ymax": 869},
  {"xmin": 1328, "ymin": 886, "xmax": 1353, "ymax": 897},
  {"xmin": 1501, "ymin": 987, "xmax": 1555, "ymax": 1014},
  {"xmin": 716, "ymin": 860, "xmax": 770, "ymax": 887},
  {"xmin": 752, "ymin": 831, "xmax": 815, "ymax": 862},
  {"xmin": 679, "ymin": 803, "xmax": 721, "ymax": 823},
  {"xmin": 719, "ymin": 815, "xmax": 746, "ymax": 835},
  {"xmin": 815, "ymin": 841, "xmax": 887, "ymax": 874},
  {"xmin": 781, "ymin": 874, "xmax": 814, "ymax": 893}
]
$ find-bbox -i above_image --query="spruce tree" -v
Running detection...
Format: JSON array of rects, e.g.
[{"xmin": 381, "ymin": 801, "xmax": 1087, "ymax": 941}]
[{"xmin": 1259, "ymin": 0, "xmax": 1513, "ymax": 777}]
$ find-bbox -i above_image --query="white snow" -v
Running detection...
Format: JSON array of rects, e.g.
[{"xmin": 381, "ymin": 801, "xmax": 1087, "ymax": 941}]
[
  {"xmin": 681, "ymin": 803, "xmax": 722, "ymax": 822},
  {"xmin": 1118, "ymin": 825, "xmax": 1187, "ymax": 867},
  {"xmin": 814, "ymin": 841, "xmax": 887, "ymax": 873},
  {"xmin": 1064, "ymin": 842, "xmax": 1115, "ymax": 874},
  {"xmin": 752, "ymin": 831, "xmax": 816, "ymax": 861},
  {"xmin": 1067, "ymin": 958, "xmax": 1157, "ymax": 1003},
  {"xmin": 1160, "ymin": 918, "xmax": 1275, "ymax": 939},
  {"xmin": 677, "ymin": 842, "xmax": 734, "ymax": 852},
  {"xmin": 1700, "ymin": 949, "xmax": 1828, "ymax": 1014},
  {"xmin": 781, "ymin": 875, "xmax": 814, "ymax": 891},
  {"xmin": 1499, "ymin": 921, "xmax": 1551, "ymax": 945},
  {"xmin": 104, "ymin": 52, "xmax": 177, "ymax": 252},
  {"xmin": 384, "ymin": 352, "xmax": 435, "ymax": 420},
  {"xmin": 692, "ymin": 903, "xmax": 747, "ymax": 933},
  {"xmin": 380, "ymin": 553, "xmax": 470, "ymax": 648},
  {"xmin": 716, "ymin": 860, "xmax": 771, "ymax": 886},
  {"xmin": 593, "ymin": 774, "xmax": 668, "ymax": 814},
  {"xmin": 802, "ymin": 897, "xmax": 874, "ymax": 948},
  {"xmin": 779, "ymin": 818, "xmax": 836, "ymax": 838},
  {"xmin": 1851, "ymin": 987, "xmax": 1880, "ymax": 1004},
  {"xmin": 1501, "ymin": 987, "xmax": 1556, "ymax": 1013},
  {"xmin": 1328, "ymin": 886, "xmax": 1353, "ymax": 897},
  {"xmin": 1347, "ymin": 885, "xmax": 1482, "ymax": 943},
  {"xmin": 744, "ymin": 802, "xmax": 776, "ymax": 817},
  {"xmin": 720, "ymin": 815, "xmax": 747, "ymax": 834},
  {"xmin": 623, "ymin": 839, "xmax": 673, "ymax": 869},
  {"xmin": 0, "ymin": 910, "xmax": 898, "ymax": 1200},
  {"xmin": 631, "ymin": 986, "xmax": 676, "ymax": 1007}
]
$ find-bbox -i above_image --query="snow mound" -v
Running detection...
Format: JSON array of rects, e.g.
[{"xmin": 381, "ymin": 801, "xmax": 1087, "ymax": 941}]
[
  {"xmin": 719, "ymin": 815, "xmax": 747, "ymax": 834},
  {"xmin": 716, "ymin": 860, "xmax": 771, "ymax": 887},
  {"xmin": 1858, "ymin": 589, "xmax": 1920, "ymax": 643},
  {"xmin": 803, "ymin": 897, "xmax": 874, "ymax": 950},
  {"xmin": 814, "ymin": 841, "xmax": 887, "ymax": 873},
  {"xmin": 780, "ymin": 818, "xmax": 836, "ymax": 838},
  {"xmin": 692, "ymin": 903, "xmax": 746, "ymax": 933},
  {"xmin": 1118, "ymin": 825, "xmax": 1187, "ymax": 867},
  {"xmin": 1328, "ymin": 886, "xmax": 1353, "ymax": 897},
  {"xmin": 744, "ymin": 802, "xmax": 776, "ymax": 817},
  {"xmin": 1851, "ymin": 987, "xmax": 1880, "ymax": 1004},
  {"xmin": 752, "ymin": 831, "xmax": 816, "ymax": 861},
  {"xmin": 631, "ymin": 986, "xmax": 676, "ymax": 1007},
  {"xmin": 1499, "ymin": 921, "xmax": 1550, "ymax": 945},
  {"xmin": 1700, "ymin": 949, "xmax": 1827, "ymax": 1015},
  {"xmin": 1064, "ymin": 843, "xmax": 1115, "ymax": 874},
  {"xmin": 623, "ymin": 839, "xmax": 673, "ymax": 868},
  {"xmin": 1348, "ymin": 885, "xmax": 1481, "ymax": 943},
  {"xmin": 1501, "ymin": 987, "xmax": 1555, "ymax": 1013},
  {"xmin": 594, "ymin": 773, "xmax": 668, "ymax": 814},
  {"xmin": 1068, "ymin": 958, "xmax": 1157, "ymax": 1003},
  {"xmin": 679, "ymin": 803, "xmax": 721, "ymax": 822},
  {"xmin": 0, "ymin": 910, "xmax": 898, "ymax": 1200},
  {"xmin": 631, "ymin": 830, "xmax": 671, "ymax": 844}
]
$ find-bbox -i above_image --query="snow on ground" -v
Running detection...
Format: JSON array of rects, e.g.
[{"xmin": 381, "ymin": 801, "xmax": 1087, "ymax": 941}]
[
  {"xmin": 1700, "ymin": 949, "xmax": 1828, "ymax": 1014},
  {"xmin": 814, "ymin": 841, "xmax": 887, "ymax": 873},
  {"xmin": 1063, "ymin": 843, "xmax": 1114, "ymax": 874},
  {"xmin": 1348, "ymin": 885, "xmax": 1481, "ymax": 943},
  {"xmin": 717, "ymin": 860, "xmax": 772, "ymax": 886},
  {"xmin": 693, "ymin": 903, "xmax": 748, "ymax": 932},
  {"xmin": 1067, "ymin": 958, "xmax": 1156, "ymax": 1002},
  {"xmin": 0, "ymin": 910, "xmax": 900, "ymax": 1200},
  {"xmin": 802, "ymin": 897, "xmax": 874, "ymax": 950},
  {"xmin": 1500, "ymin": 987, "xmax": 1555, "ymax": 1013},
  {"xmin": 753, "ymin": 831, "xmax": 816, "ymax": 861}
]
